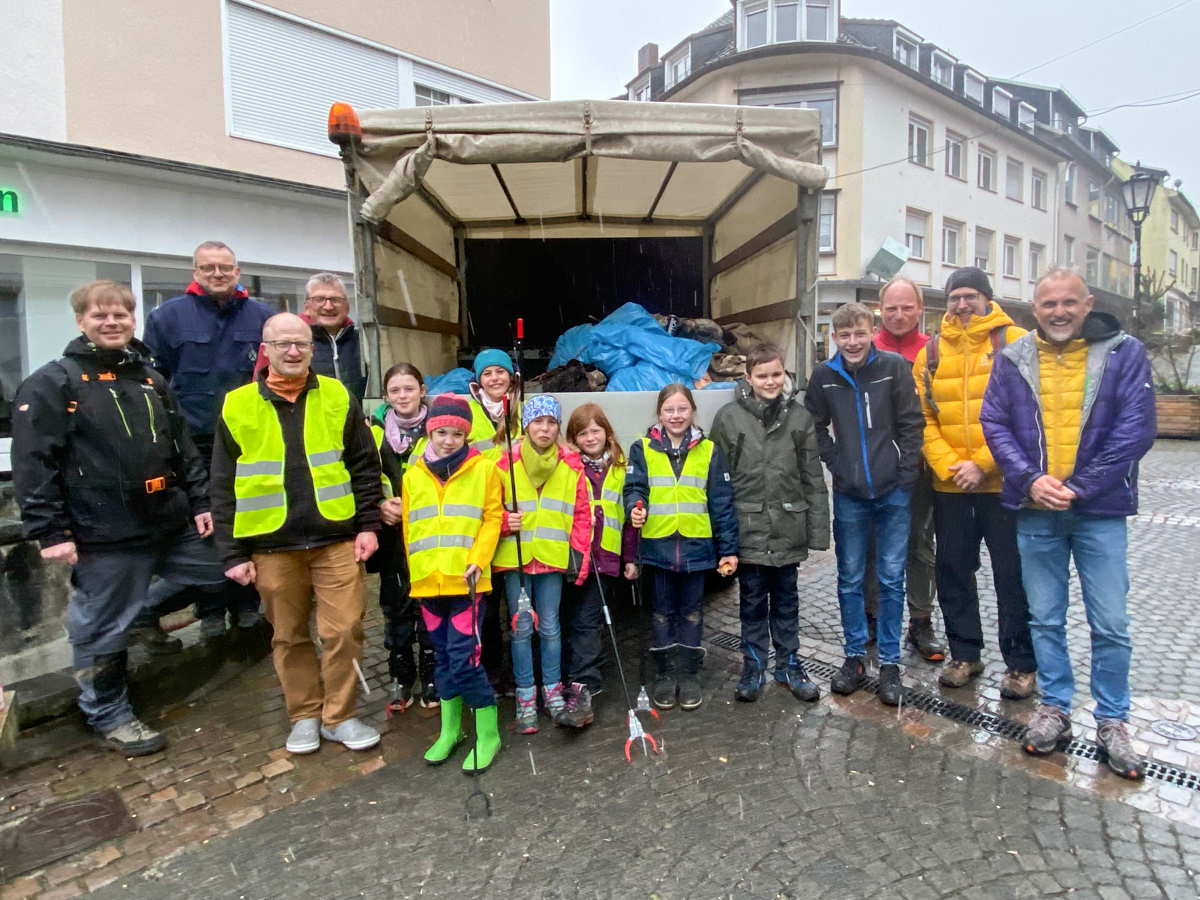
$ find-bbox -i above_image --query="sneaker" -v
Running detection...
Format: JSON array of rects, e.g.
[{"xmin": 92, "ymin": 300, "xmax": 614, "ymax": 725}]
[
  {"xmin": 865, "ymin": 616, "xmax": 878, "ymax": 648},
  {"xmin": 735, "ymin": 660, "xmax": 767, "ymax": 702},
  {"xmin": 1022, "ymin": 704, "xmax": 1072, "ymax": 756},
  {"xmin": 200, "ymin": 615, "xmax": 228, "ymax": 641},
  {"xmin": 877, "ymin": 664, "xmax": 905, "ymax": 707},
  {"xmin": 774, "ymin": 657, "xmax": 820, "ymax": 702},
  {"xmin": 830, "ymin": 656, "xmax": 866, "ymax": 695},
  {"xmin": 553, "ymin": 683, "xmax": 595, "ymax": 729},
  {"xmin": 905, "ymin": 617, "xmax": 945, "ymax": 662},
  {"xmin": 543, "ymin": 682, "xmax": 566, "ymax": 717},
  {"xmin": 236, "ymin": 609, "xmax": 265, "ymax": 629},
  {"xmin": 938, "ymin": 658, "xmax": 984, "ymax": 688},
  {"xmin": 102, "ymin": 719, "xmax": 165, "ymax": 757},
  {"xmin": 319, "ymin": 718, "xmax": 380, "ymax": 751},
  {"xmin": 420, "ymin": 681, "xmax": 440, "ymax": 710},
  {"xmin": 126, "ymin": 620, "xmax": 183, "ymax": 656},
  {"xmin": 1000, "ymin": 669, "xmax": 1038, "ymax": 700},
  {"xmin": 515, "ymin": 687, "xmax": 539, "ymax": 734},
  {"xmin": 1096, "ymin": 719, "xmax": 1145, "ymax": 780},
  {"xmin": 387, "ymin": 681, "xmax": 414, "ymax": 718},
  {"xmin": 285, "ymin": 717, "xmax": 321, "ymax": 754}
]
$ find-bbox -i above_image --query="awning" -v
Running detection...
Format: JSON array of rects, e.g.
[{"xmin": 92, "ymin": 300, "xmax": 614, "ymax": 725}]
[{"xmin": 351, "ymin": 100, "xmax": 828, "ymax": 227}]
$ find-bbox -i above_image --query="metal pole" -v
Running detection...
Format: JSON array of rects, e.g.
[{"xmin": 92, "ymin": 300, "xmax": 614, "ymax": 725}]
[{"xmin": 1134, "ymin": 221, "xmax": 1143, "ymax": 329}]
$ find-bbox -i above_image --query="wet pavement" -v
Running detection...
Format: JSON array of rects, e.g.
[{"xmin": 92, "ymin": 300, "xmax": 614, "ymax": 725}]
[{"xmin": 1, "ymin": 440, "xmax": 1199, "ymax": 899}]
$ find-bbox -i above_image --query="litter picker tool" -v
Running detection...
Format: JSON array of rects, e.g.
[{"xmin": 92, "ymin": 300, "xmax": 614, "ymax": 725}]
[
  {"xmin": 502, "ymin": 395, "xmax": 537, "ymax": 634},
  {"xmin": 465, "ymin": 572, "xmax": 492, "ymax": 819}
]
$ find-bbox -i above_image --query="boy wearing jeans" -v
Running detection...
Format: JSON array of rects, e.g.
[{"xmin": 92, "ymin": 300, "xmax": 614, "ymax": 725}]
[
  {"xmin": 711, "ymin": 343, "xmax": 830, "ymax": 703},
  {"xmin": 804, "ymin": 303, "xmax": 925, "ymax": 706}
]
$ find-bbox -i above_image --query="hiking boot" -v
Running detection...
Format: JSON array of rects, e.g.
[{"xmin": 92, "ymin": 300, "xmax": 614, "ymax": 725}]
[
  {"xmin": 649, "ymin": 647, "xmax": 678, "ymax": 710},
  {"xmin": 515, "ymin": 687, "xmax": 539, "ymax": 734},
  {"xmin": 419, "ymin": 680, "xmax": 440, "ymax": 710},
  {"xmin": 677, "ymin": 646, "xmax": 704, "ymax": 711},
  {"xmin": 938, "ymin": 658, "xmax": 984, "ymax": 688},
  {"xmin": 543, "ymin": 682, "xmax": 566, "ymax": 717},
  {"xmin": 554, "ymin": 683, "xmax": 595, "ymax": 728},
  {"xmin": 775, "ymin": 656, "xmax": 820, "ymax": 702},
  {"xmin": 424, "ymin": 696, "xmax": 465, "ymax": 765},
  {"xmin": 1000, "ymin": 669, "xmax": 1038, "ymax": 700},
  {"xmin": 126, "ymin": 620, "xmax": 183, "ymax": 656},
  {"xmin": 236, "ymin": 609, "xmax": 265, "ymax": 629},
  {"xmin": 735, "ymin": 660, "xmax": 767, "ymax": 703},
  {"xmin": 905, "ymin": 617, "xmax": 945, "ymax": 662},
  {"xmin": 102, "ymin": 719, "xmax": 165, "ymax": 757},
  {"xmin": 200, "ymin": 614, "xmax": 228, "ymax": 641},
  {"xmin": 1096, "ymin": 719, "xmax": 1145, "ymax": 781},
  {"xmin": 462, "ymin": 705, "xmax": 502, "ymax": 774},
  {"xmin": 1022, "ymin": 704, "xmax": 1072, "ymax": 756},
  {"xmin": 285, "ymin": 717, "xmax": 321, "ymax": 754},
  {"xmin": 865, "ymin": 615, "xmax": 878, "ymax": 648},
  {"xmin": 830, "ymin": 656, "xmax": 866, "ymax": 695},
  {"xmin": 877, "ymin": 664, "xmax": 905, "ymax": 707},
  {"xmin": 320, "ymin": 718, "xmax": 380, "ymax": 751}
]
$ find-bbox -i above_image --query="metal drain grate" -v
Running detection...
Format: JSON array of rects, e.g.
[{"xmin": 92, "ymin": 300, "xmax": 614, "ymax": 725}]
[{"xmin": 706, "ymin": 630, "xmax": 1200, "ymax": 793}]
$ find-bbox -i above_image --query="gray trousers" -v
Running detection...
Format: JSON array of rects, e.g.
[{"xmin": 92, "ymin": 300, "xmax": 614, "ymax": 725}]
[{"xmin": 864, "ymin": 465, "xmax": 936, "ymax": 619}]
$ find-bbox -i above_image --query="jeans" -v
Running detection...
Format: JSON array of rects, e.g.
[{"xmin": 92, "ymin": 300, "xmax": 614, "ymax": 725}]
[
  {"xmin": 933, "ymin": 492, "xmax": 1036, "ymax": 672},
  {"xmin": 561, "ymin": 572, "xmax": 615, "ymax": 693},
  {"xmin": 738, "ymin": 563, "xmax": 800, "ymax": 670},
  {"xmin": 833, "ymin": 487, "xmax": 912, "ymax": 665},
  {"xmin": 864, "ymin": 465, "xmax": 937, "ymax": 619},
  {"xmin": 1016, "ymin": 509, "xmax": 1132, "ymax": 721},
  {"xmin": 505, "ymin": 571, "xmax": 563, "ymax": 689},
  {"xmin": 648, "ymin": 566, "xmax": 706, "ymax": 648},
  {"xmin": 421, "ymin": 595, "xmax": 495, "ymax": 709},
  {"xmin": 70, "ymin": 528, "xmax": 227, "ymax": 732}
]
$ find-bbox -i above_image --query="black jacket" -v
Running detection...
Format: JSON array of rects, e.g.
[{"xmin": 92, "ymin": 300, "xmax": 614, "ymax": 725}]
[
  {"xmin": 311, "ymin": 321, "xmax": 367, "ymax": 403},
  {"xmin": 804, "ymin": 346, "xmax": 925, "ymax": 499},
  {"xmin": 210, "ymin": 370, "xmax": 382, "ymax": 567},
  {"xmin": 12, "ymin": 336, "xmax": 208, "ymax": 548}
]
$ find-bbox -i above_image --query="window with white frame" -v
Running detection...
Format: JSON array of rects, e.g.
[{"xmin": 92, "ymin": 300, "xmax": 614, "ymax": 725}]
[
  {"xmin": 1170, "ymin": 249, "xmax": 1178, "ymax": 276},
  {"xmin": 963, "ymin": 71, "xmax": 985, "ymax": 105},
  {"xmin": 806, "ymin": 0, "xmax": 831, "ymax": 42},
  {"xmin": 742, "ymin": 88, "xmax": 837, "ymax": 146},
  {"xmin": 665, "ymin": 49, "xmax": 691, "ymax": 88},
  {"xmin": 895, "ymin": 35, "xmax": 919, "ymax": 69},
  {"xmin": 975, "ymin": 228, "xmax": 994, "ymax": 272},
  {"xmin": 1064, "ymin": 234, "xmax": 1075, "ymax": 265},
  {"xmin": 908, "ymin": 115, "xmax": 932, "ymax": 167},
  {"xmin": 945, "ymin": 131, "xmax": 965, "ymax": 179},
  {"xmin": 775, "ymin": 0, "xmax": 799, "ymax": 41},
  {"xmin": 905, "ymin": 210, "xmax": 929, "ymax": 259},
  {"xmin": 629, "ymin": 76, "xmax": 651, "ymax": 102},
  {"xmin": 415, "ymin": 85, "xmax": 452, "ymax": 107},
  {"xmin": 1171, "ymin": 209, "xmax": 1180, "ymax": 232},
  {"xmin": 978, "ymin": 147, "xmax": 996, "ymax": 191},
  {"xmin": 1032, "ymin": 170, "xmax": 1047, "ymax": 210},
  {"xmin": 1006, "ymin": 159, "xmax": 1024, "ymax": 201},
  {"xmin": 743, "ymin": 0, "xmax": 769, "ymax": 47},
  {"xmin": 1105, "ymin": 193, "xmax": 1120, "ymax": 226},
  {"xmin": 942, "ymin": 219, "xmax": 962, "ymax": 265},
  {"xmin": 819, "ymin": 192, "xmax": 836, "ymax": 252},
  {"xmin": 1018, "ymin": 102, "xmax": 1036, "ymax": 134},
  {"xmin": 1003, "ymin": 237, "xmax": 1021, "ymax": 278},
  {"xmin": 738, "ymin": 0, "xmax": 833, "ymax": 48},
  {"xmin": 1064, "ymin": 163, "xmax": 1076, "ymax": 204},
  {"xmin": 932, "ymin": 54, "xmax": 954, "ymax": 87},
  {"xmin": 1029, "ymin": 243, "xmax": 1044, "ymax": 281},
  {"xmin": 992, "ymin": 88, "xmax": 1012, "ymax": 120}
]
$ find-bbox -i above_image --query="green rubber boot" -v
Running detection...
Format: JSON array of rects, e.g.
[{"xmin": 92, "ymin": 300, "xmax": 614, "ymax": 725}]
[
  {"xmin": 462, "ymin": 705, "xmax": 502, "ymax": 774},
  {"xmin": 424, "ymin": 695, "xmax": 465, "ymax": 765}
]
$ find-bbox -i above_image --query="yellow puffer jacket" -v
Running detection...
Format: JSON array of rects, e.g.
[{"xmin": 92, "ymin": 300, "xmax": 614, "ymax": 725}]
[
  {"xmin": 912, "ymin": 303, "xmax": 1026, "ymax": 493},
  {"xmin": 1037, "ymin": 335, "xmax": 1088, "ymax": 483}
]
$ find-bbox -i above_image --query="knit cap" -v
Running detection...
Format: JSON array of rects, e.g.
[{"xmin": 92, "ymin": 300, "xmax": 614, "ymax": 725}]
[
  {"xmin": 473, "ymin": 348, "xmax": 515, "ymax": 381},
  {"xmin": 944, "ymin": 266, "xmax": 993, "ymax": 300},
  {"xmin": 426, "ymin": 393, "xmax": 473, "ymax": 434},
  {"xmin": 522, "ymin": 393, "xmax": 562, "ymax": 430}
]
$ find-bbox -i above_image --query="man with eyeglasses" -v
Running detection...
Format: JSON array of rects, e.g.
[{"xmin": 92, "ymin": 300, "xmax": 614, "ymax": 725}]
[
  {"xmin": 210, "ymin": 312, "xmax": 383, "ymax": 754},
  {"xmin": 303, "ymin": 273, "xmax": 366, "ymax": 401},
  {"xmin": 143, "ymin": 241, "xmax": 275, "ymax": 639}
]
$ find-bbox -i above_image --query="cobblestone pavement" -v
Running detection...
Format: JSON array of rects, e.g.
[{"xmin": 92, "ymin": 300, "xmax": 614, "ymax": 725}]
[{"xmin": 2, "ymin": 440, "xmax": 1200, "ymax": 899}]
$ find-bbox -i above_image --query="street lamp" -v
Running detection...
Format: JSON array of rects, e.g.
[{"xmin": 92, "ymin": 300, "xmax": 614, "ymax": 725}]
[{"xmin": 1121, "ymin": 165, "xmax": 1159, "ymax": 321}]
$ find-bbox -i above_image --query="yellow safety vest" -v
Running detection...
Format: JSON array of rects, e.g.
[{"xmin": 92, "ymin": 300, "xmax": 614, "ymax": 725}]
[
  {"xmin": 370, "ymin": 422, "xmax": 427, "ymax": 500},
  {"xmin": 493, "ymin": 452, "xmax": 577, "ymax": 569},
  {"xmin": 591, "ymin": 462, "xmax": 626, "ymax": 556},
  {"xmin": 403, "ymin": 456, "xmax": 491, "ymax": 583},
  {"xmin": 641, "ymin": 437, "xmax": 713, "ymax": 540},
  {"xmin": 467, "ymin": 398, "xmax": 519, "ymax": 462},
  {"xmin": 223, "ymin": 375, "xmax": 355, "ymax": 538}
]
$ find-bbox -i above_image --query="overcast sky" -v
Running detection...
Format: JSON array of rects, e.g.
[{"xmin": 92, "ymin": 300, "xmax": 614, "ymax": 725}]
[{"xmin": 550, "ymin": 0, "xmax": 1200, "ymax": 190}]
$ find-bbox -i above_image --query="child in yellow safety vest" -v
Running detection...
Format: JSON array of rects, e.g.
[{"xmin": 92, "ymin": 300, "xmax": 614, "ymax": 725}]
[
  {"xmin": 626, "ymin": 383, "xmax": 739, "ymax": 713},
  {"xmin": 372, "ymin": 363, "xmax": 436, "ymax": 714},
  {"xmin": 402, "ymin": 394, "xmax": 505, "ymax": 772},
  {"xmin": 467, "ymin": 348, "xmax": 522, "ymax": 460},
  {"xmin": 494, "ymin": 393, "xmax": 593, "ymax": 734}
]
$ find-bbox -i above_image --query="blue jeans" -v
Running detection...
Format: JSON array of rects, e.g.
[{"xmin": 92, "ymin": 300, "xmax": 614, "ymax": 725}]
[
  {"xmin": 1016, "ymin": 509, "xmax": 1132, "ymax": 722},
  {"xmin": 504, "ymin": 571, "xmax": 563, "ymax": 689},
  {"xmin": 833, "ymin": 488, "xmax": 912, "ymax": 665}
]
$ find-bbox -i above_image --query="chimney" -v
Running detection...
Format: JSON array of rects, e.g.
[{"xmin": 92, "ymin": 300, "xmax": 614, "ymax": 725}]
[{"xmin": 638, "ymin": 43, "xmax": 659, "ymax": 73}]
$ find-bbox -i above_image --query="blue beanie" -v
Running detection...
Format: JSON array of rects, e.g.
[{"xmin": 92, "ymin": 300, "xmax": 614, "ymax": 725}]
[
  {"xmin": 473, "ymin": 348, "xmax": 514, "ymax": 381},
  {"xmin": 522, "ymin": 393, "xmax": 562, "ymax": 430}
]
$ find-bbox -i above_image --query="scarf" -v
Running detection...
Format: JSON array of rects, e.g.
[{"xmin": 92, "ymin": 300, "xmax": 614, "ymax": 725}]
[
  {"xmin": 520, "ymin": 438, "xmax": 560, "ymax": 489},
  {"xmin": 266, "ymin": 369, "xmax": 308, "ymax": 403},
  {"xmin": 581, "ymin": 451, "xmax": 610, "ymax": 474},
  {"xmin": 469, "ymin": 382, "xmax": 506, "ymax": 423},
  {"xmin": 384, "ymin": 406, "xmax": 428, "ymax": 454},
  {"xmin": 424, "ymin": 441, "xmax": 469, "ymax": 483}
]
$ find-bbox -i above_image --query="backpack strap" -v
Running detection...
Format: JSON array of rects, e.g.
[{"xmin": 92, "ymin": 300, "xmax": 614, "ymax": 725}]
[
  {"xmin": 53, "ymin": 357, "xmax": 88, "ymax": 416},
  {"xmin": 989, "ymin": 326, "xmax": 1009, "ymax": 357},
  {"xmin": 922, "ymin": 332, "xmax": 940, "ymax": 415}
]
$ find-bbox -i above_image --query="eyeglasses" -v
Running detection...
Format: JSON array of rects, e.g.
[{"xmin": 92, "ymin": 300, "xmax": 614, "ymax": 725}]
[
  {"xmin": 264, "ymin": 340, "xmax": 314, "ymax": 352},
  {"xmin": 306, "ymin": 295, "xmax": 348, "ymax": 306},
  {"xmin": 948, "ymin": 291, "xmax": 982, "ymax": 305},
  {"xmin": 196, "ymin": 264, "xmax": 237, "ymax": 275}
]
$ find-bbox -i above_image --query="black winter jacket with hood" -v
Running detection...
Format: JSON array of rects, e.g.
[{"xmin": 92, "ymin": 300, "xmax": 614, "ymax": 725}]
[{"xmin": 12, "ymin": 336, "xmax": 209, "ymax": 548}]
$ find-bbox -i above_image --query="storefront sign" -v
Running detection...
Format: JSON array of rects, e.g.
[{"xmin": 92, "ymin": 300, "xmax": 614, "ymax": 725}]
[{"xmin": 0, "ymin": 190, "xmax": 18, "ymax": 214}]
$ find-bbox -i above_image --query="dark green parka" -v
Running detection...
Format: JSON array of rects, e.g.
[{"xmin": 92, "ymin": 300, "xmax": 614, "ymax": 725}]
[{"xmin": 710, "ymin": 378, "xmax": 831, "ymax": 566}]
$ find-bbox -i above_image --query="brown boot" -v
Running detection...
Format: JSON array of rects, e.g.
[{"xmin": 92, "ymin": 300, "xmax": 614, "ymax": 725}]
[
  {"xmin": 938, "ymin": 658, "xmax": 984, "ymax": 687},
  {"xmin": 1000, "ymin": 669, "xmax": 1037, "ymax": 700}
]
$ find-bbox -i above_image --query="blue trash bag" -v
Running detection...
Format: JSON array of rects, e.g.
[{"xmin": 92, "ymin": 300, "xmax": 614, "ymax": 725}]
[
  {"xmin": 583, "ymin": 302, "xmax": 719, "ymax": 382},
  {"xmin": 548, "ymin": 324, "xmax": 595, "ymax": 369},
  {"xmin": 701, "ymin": 381, "xmax": 737, "ymax": 390},
  {"xmin": 606, "ymin": 362, "xmax": 683, "ymax": 393},
  {"xmin": 424, "ymin": 367, "xmax": 474, "ymax": 396}
]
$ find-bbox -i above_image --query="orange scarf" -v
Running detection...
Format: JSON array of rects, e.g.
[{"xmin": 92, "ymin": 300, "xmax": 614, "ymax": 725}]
[{"xmin": 265, "ymin": 369, "xmax": 308, "ymax": 403}]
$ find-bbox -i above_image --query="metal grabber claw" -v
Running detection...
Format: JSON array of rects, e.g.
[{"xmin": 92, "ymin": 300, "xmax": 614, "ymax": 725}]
[{"xmin": 624, "ymin": 709, "xmax": 659, "ymax": 762}]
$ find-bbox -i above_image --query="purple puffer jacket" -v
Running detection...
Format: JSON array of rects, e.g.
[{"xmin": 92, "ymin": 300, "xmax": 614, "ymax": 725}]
[{"xmin": 980, "ymin": 312, "xmax": 1157, "ymax": 516}]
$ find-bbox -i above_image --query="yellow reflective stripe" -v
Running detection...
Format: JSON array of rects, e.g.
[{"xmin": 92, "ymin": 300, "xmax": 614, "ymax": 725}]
[
  {"xmin": 407, "ymin": 505, "xmax": 440, "ymax": 522},
  {"xmin": 443, "ymin": 503, "xmax": 484, "ymax": 518},
  {"xmin": 647, "ymin": 504, "xmax": 676, "ymax": 517},
  {"xmin": 410, "ymin": 534, "xmax": 475, "ymax": 553},
  {"xmin": 676, "ymin": 502, "xmax": 708, "ymax": 515},
  {"xmin": 236, "ymin": 460, "xmax": 283, "ymax": 478},
  {"xmin": 236, "ymin": 492, "xmax": 285, "ymax": 512},
  {"xmin": 647, "ymin": 476, "xmax": 676, "ymax": 487},
  {"xmin": 514, "ymin": 499, "xmax": 537, "ymax": 513},
  {"xmin": 603, "ymin": 514, "xmax": 621, "ymax": 533},
  {"xmin": 308, "ymin": 448, "xmax": 343, "ymax": 467},
  {"xmin": 408, "ymin": 535, "xmax": 441, "ymax": 554},
  {"xmin": 540, "ymin": 497, "xmax": 573, "ymax": 515},
  {"xmin": 601, "ymin": 488, "xmax": 622, "ymax": 504},
  {"xmin": 677, "ymin": 475, "xmax": 706, "ymax": 489},
  {"xmin": 470, "ymin": 438, "xmax": 494, "ymax": 452},
  {"xmin": 534, "ymin": 525, "xmax": 570, "ymax": 543},
  {"xmin": 316, "ymin": 481, "xmax": 352, "ymax": 502}
]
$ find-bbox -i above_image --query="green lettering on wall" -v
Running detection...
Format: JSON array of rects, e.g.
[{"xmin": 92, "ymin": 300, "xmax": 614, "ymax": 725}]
[{"xmin": 0, "ymin": 190, "xmax": 18, "ymax": 214}]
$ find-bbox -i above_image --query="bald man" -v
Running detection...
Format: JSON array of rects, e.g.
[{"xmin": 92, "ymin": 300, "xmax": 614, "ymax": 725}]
[{"xmin": 210, "ymin": 313, "xmax": 384, "ymax": 754}]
